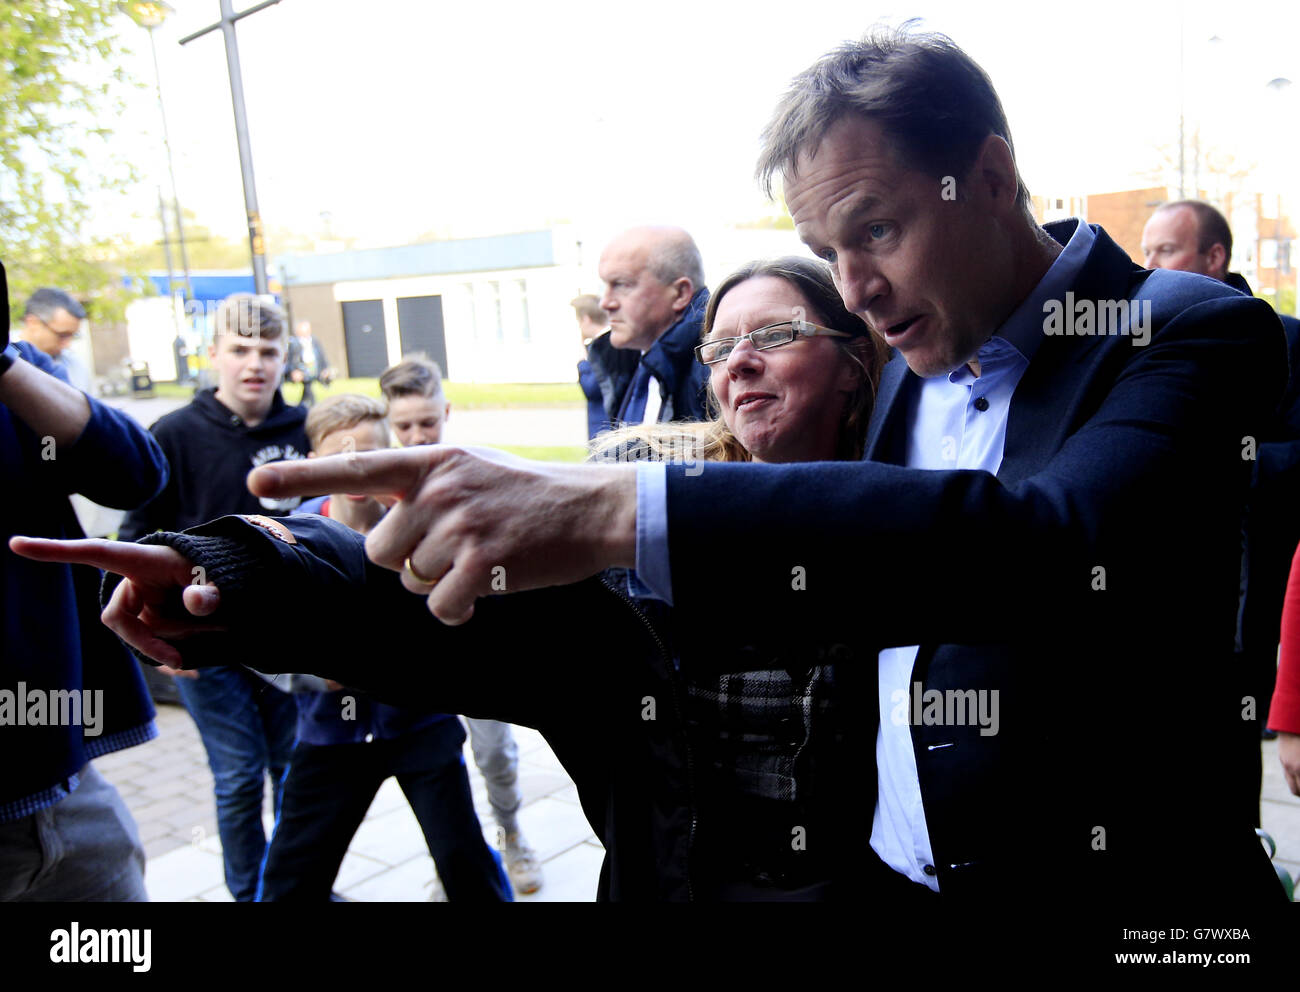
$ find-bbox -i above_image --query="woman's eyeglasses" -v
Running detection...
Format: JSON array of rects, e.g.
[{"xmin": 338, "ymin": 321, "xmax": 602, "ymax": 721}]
[{"xmin": 695, "ymin": 318, "xmax": 852, "ymax": 366}]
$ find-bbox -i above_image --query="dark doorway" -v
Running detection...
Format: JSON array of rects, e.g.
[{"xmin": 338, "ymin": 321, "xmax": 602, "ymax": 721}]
[
  {"xmin": 340, "ymin": 300, "xmax": 388, "ymax": 378},
  {"xmin": 397, "ymin": 295, "xmax": 450, "ymax": 378}
]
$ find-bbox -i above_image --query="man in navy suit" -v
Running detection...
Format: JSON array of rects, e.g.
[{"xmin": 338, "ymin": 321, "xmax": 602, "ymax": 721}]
[{"xmin": 216, "ymin": 28, "xmax": 1290, "ymax": 904}]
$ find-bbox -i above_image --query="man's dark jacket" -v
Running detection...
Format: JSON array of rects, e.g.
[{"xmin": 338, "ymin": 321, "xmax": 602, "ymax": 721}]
[
  {"xmin": 1225, "ymin": 272, "xmax": 1300, "ymax": 725},
  {"xmin": 587, "ymin": 288, "xmax": 711, "ymax": 427},
  {"xmin": 660, "ymin": 221, "xmax": 1287, "ymax": 903}
]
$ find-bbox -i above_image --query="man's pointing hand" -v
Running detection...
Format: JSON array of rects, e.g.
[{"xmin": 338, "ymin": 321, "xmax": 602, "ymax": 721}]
[{"xmin": 247, "ymin": 445, "xmax": 637, "ymax": 625}]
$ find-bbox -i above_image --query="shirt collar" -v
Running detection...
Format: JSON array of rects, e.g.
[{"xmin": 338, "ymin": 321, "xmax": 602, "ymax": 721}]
[{"xmin": 987, "ymin": 217, "xmax": 1095, "ymax": 367}]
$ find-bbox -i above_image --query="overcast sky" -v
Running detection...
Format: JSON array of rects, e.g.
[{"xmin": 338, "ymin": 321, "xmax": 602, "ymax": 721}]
[{"xmin": 94, "ymin": 0, "xmax": 1300, "ymax": 254}]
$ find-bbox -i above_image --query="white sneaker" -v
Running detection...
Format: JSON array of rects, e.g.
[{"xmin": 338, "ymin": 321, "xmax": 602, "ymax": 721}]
[{"xmin": 500, "ymin": 828, "xmax": 543, "ymax": 894}]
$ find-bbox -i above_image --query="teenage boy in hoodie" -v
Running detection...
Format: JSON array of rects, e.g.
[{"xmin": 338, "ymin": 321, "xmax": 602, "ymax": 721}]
[
  {"xmin": 118, "ymin": 294, "xmax": 309, "ymax": 902},
  {"xmin": 257, "ymin": 394, "xmax": 511, "ymax": 901}
]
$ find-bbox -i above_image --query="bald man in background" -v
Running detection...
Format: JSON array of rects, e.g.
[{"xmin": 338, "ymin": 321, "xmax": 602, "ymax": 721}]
[
  {"xmin": 590, "ymin": 226, "xmax": 710, "ymax": 428},
  {"xmin": 1143, "ymin": 199, "xmax": 1300, "ymax": 825}
]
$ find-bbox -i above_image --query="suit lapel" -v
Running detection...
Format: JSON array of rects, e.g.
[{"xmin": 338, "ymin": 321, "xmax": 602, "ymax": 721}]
[
  {"xmin": 864, "ymin": 351, "xmax": 913, "ymax": 464},
  {"xmin": 998, "ymin": 224, "xmax": 1141, "ymax": 487}
]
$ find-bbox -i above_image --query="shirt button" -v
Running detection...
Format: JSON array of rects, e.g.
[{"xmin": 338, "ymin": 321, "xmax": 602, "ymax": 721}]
[
  {"xmin": 923, "ymin": 864, "xmax": 937, "ymax": 876},
  {"xmin": 364, "ymin": 733, "xmax": 374, "ymax": 743},
  {"xmin": 973, "ymin": 397, "xmax": 990, "ymax": 412}
]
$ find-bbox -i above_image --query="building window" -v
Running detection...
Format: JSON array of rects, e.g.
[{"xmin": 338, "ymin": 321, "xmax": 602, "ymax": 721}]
[
  {"xmin": 488, "ymin": 280, "xmax": 504, "ymax": 343},
  {"xmin": 517, "ymin": 279, "xmax": 530, "ymax": 343},
  {"xmin": 462, "ymin": 283, "xmax": 477, "ymax": 342}
]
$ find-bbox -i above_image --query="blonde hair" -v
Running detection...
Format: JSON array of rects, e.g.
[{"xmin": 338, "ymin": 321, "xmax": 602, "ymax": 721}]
[{"xmin": 305, "ymin": 393, "xmax": 389, "ymax": 452}]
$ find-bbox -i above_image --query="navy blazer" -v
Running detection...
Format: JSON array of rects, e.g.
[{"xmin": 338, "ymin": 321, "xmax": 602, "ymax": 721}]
[{"xmin": 661, "ymin": 221, "xmax": 1288, "ymax": 903}]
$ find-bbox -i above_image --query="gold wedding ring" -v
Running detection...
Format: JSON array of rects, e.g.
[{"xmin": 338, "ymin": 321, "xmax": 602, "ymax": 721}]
[{"xmin": 404, "ymin": 556, "xmax": 440, "ymax": 585}]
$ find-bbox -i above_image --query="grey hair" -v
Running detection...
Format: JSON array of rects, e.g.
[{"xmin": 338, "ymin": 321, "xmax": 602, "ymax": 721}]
[
  {"xmin": 756, "ymin": 22, "xmax": 1030, "ymax": 213},
  {"xmin": 214, "ymin": 293, "xmax": 287, "ymax": 341},
  {"xmin": 647, "ymin": 230, "xmax": 706, "ymax": 292},
  {"xmin": 24, "ymin": 288, "xmax": 86, "ymax": 323}
]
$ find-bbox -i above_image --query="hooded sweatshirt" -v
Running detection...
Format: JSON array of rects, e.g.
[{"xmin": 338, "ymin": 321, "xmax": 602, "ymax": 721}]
[{"xmin": 118, "ymin": 387, "xmax": 311, "ymax": 541}]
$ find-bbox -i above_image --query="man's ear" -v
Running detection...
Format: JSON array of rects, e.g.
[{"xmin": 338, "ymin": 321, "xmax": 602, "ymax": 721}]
[
  {"xmin": 444, "ymin": 401, "xmax": 451, "ymax": 422},
  {"xmin": 207, "ymin": 340, "xmax": 218, "ymax": 361},
  {"xmin": 670, "ymin": 277, "xmax": 695, "ymax": 313},
  {"xmin": 1207, "ymin": 243, "xmax": 1228, "ymax": 279},
  {"xmin": 973, "ymin": 134, "xmax": 1019, "ymax": 213}
]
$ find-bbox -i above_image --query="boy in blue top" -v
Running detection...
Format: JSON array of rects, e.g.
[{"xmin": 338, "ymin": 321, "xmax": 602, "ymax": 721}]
[{"xmin": 257, "ymin": 394, "xmax": 510, "ymax": 901}]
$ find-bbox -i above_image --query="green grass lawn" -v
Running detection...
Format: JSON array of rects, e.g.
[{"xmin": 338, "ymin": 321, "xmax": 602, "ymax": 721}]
[
  {"xmin": 494, "ymin": 444, "xmax": 588, "ymax": 463},
  {"xmin": 151, "ymin": 378, "xmax": 588, "ymax": 463},
  {"xmin": 156, "ymin": 378, "xmax": 586, "ymax": 408},
  {"xmin": 295, "ymin": 379, "xmax": 585, "ymax": 408}
]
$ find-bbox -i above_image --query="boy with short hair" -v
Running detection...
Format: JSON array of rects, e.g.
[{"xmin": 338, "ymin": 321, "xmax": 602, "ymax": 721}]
[
  {"xmin": 257, "ymin": 394, "xmax": 511, "ymax": 901},
  {"xmin": 118, "ymin": 293, "xmax": 307, "ymax": 901},
  {"xmin": 379, "ymin": 355, "xmax": 544, "ymax": 894}
]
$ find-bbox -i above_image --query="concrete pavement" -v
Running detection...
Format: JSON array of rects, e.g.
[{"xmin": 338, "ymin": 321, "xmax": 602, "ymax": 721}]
[{"xmin": 95, "ymin": 703, "xmax": 602, "ymax": 902}]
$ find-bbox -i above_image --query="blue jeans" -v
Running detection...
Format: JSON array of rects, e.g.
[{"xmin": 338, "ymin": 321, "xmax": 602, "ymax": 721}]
[
  {"xmin": 259, "ymin": 719, "xmax": 511, "ymax": 901},
  {"xmin": 177, "ymin": 666, "xmax": 296, "ymax": 901},
  {"xmin": 0, "ymin": 763, "xmax": 147, "ymax": 902}
]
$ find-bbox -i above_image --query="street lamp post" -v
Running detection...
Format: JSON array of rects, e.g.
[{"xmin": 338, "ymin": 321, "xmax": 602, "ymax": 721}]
[
  {"xmin": 155, "ymin": 185, "xmax": 180, "ymax": 335},
  {"xmin": 180, "ymin": 0, "xmax": 283, "ymax": 296},
  {"xmin": 121, "ymin": 1, "xmax": 193, "ymax": 303}
]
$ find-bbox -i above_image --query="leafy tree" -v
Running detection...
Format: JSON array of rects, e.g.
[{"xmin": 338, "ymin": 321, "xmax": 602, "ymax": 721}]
[
  {"xmin": 0, "ymin": 1, "xmax": 139, "ymax": 321},
  {"xmin": 125, "ymin": 209, "xmax": 261, "ymax": 272}
]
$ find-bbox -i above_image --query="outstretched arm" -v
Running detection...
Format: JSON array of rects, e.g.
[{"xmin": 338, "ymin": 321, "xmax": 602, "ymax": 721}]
[
  {"xmin": 8, "ymin": 536, "xmax": 222, "ymax": 671},
  {"xmin": 10, "ymin": 513, "xmax": 649, "ymax": 730}
]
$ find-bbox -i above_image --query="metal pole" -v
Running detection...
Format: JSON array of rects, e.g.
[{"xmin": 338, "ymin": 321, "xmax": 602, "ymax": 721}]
[
  {"xmin": 157, "ymin": 186, "xmax": 182, "ymax": 337},
  {"xmin": 219, "ymin": 0, "xmax": 267, "ymax": 294},
  {"xmin": 147, "ymin": 24, "xmax": 193, "ymax": 302},
  {"xmin": 179, "ymin": 0, "xmax": 281, "ymax": 294}
]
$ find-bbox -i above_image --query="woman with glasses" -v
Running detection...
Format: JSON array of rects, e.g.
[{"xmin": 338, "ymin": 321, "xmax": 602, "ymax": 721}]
[
  {"xmin": 594, "ymin": 255, "xmax": 884, "ymax": 466},
  {"xmin": 587, "ymin": 256, "xmax": 888, "ymax": 899},
  {"xmin": 13, "ymin": 257, "xmax": 890, "ymax": 901}
]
